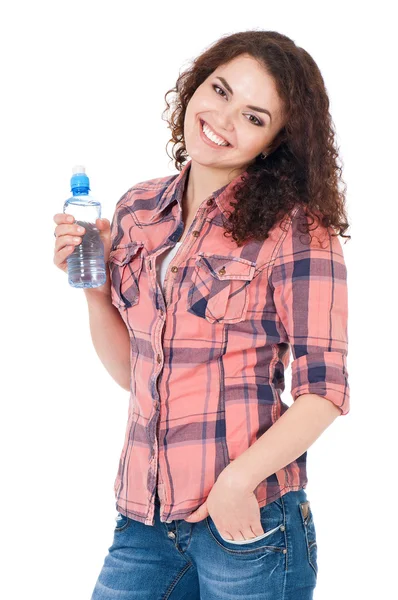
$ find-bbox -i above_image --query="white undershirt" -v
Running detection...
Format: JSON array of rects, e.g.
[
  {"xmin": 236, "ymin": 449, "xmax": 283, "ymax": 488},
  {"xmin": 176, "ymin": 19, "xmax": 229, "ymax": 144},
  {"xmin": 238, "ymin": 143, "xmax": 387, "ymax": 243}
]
[{"xmin": 156, "ymin": 242, "xmax": 182, "ymax": 290}]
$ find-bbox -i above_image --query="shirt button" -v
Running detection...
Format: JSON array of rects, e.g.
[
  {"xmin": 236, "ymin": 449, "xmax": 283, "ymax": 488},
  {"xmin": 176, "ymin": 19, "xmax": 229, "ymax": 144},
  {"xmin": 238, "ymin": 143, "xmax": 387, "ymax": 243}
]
[
  {"xmin": 206, "ymin": 198, "xmax": 214, "ymax": 205},
  {"xmin": 171, "ymin": 266, "xmax": 178, "ymax": 273},
  {"xmin": 192, "ymin": 231, "xmax": 200, "ymax": 237},
  {"xmin": 167, "ymin": 531, "xmax": 176, "ymax": 539},
  {"xmin": 160, "ymin": 309, "xmax": 164, "ymax": 317},
  {"xmin": 218, "ymin": 267, "xmax": 226, "ymax": 276},
  {"xmin": 157, "ymin": 354, "xmax": 161, "ymax": 363}
]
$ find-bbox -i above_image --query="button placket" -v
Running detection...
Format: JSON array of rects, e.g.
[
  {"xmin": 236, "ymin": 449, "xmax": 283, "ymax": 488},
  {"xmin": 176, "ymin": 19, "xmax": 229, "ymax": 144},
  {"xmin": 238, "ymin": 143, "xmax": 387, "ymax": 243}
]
[
  {"xmin": 162, "ymin": 203, "xmax": 208, "ymax": 307},
  {"xmin": 150, "ymin": 197, "xmax": 217, "ymax": 514}
]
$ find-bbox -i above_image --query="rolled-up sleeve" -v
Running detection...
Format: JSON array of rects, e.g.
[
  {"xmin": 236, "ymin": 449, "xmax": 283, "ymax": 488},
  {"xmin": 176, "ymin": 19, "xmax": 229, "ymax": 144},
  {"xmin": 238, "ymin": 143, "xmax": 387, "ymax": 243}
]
[{"xmin": 270, "ymin": 207, "xmax": 350, "ymax": 415}]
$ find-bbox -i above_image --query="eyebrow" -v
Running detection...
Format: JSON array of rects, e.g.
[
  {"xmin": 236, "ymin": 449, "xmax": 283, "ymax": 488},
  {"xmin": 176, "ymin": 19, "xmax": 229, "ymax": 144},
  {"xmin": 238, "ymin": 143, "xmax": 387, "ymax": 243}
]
[{"xmin": 216, "ymin": 76, "xmax": 273, "ymax": 123}]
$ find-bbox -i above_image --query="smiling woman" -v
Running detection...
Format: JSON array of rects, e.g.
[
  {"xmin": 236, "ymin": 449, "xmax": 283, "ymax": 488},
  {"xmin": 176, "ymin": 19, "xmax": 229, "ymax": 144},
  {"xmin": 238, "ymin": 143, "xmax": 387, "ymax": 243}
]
[
  {"xmin": 162, "ymin": 30, "xmax": 350, "ymax": 248},
  {"xmin": 89, "ymin": 29, "xmax": 351, "ymax": 600}
]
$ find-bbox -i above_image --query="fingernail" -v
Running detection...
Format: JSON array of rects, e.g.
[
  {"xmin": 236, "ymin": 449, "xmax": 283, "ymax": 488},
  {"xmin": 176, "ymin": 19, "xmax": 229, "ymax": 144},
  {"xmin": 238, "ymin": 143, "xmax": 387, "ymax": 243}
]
[{"xmin": 67, "ymin": 216, "xmax": 73, "ymax": 222}]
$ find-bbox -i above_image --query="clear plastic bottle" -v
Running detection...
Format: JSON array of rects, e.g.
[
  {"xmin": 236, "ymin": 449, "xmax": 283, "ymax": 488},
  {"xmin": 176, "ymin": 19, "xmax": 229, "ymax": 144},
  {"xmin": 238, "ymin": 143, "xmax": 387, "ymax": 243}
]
[{"xmin": 63, "ymin": 165, "xmax": 107, "ymax": 288}]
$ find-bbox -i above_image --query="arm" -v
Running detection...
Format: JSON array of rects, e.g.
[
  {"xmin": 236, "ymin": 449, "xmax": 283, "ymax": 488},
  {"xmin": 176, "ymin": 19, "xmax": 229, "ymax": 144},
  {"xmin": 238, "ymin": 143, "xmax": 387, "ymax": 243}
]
[
  {"xmin": 220, "ymin": 393, "xmax": 341, "ymax": 492},
  {"xmin": 83, "ymin": 195, "xmax": 134, "ymax": 392},
  {"xmin": 223, "ymin": 207, "xmax": 350, "ymax": 490},
  {"xmin": 84, "ymin": 284, "xmax": 131, "ymax": 392}
]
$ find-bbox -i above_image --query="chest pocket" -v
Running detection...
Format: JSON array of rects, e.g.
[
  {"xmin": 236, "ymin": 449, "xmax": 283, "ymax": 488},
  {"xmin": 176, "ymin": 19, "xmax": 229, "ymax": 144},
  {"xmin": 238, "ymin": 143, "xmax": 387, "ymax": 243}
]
[
  {"xmin": 108, "ymin": 242, "xmax": 144, "ymax": 310},
  {"xmin": 187, "ymin": 253, "xmax": 256, "ymax": 324}
]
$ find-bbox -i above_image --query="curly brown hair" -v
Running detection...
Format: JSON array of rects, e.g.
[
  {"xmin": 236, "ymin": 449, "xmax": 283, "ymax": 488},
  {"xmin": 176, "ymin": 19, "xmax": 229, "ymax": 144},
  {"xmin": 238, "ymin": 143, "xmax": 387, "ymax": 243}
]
[{"xmin": 162, "ymin": 30, "xmax": 351, "ymax": 248}]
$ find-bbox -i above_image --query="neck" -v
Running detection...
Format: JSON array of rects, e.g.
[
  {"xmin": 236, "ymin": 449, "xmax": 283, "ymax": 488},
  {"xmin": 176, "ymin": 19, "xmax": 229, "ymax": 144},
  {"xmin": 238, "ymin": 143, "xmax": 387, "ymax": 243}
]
[{"xmin": 183, "ymin": 160, "xmax": 245, "ymax": 212}]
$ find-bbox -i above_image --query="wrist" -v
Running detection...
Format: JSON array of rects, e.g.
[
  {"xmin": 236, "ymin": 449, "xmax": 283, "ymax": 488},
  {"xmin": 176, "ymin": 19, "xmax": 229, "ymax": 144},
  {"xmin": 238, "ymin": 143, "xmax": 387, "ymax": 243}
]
[
  {"xmin": 83, "ymin": 283, "xmax": 111, "ymax": 302},
  {"xmin": 218, "ymin": 461, "xmax": 254, "ymax": 494},
  {"xmin": 83, "ymin": 265, "xmax": 111, "ymax": 300}
]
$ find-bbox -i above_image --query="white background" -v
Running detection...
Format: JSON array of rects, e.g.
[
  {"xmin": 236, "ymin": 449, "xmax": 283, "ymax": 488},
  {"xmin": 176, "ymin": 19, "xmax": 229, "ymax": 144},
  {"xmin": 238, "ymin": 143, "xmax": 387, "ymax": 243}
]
[{"xmin": 1, "ymin": 1, "xmax": 396, "ymax": 598}]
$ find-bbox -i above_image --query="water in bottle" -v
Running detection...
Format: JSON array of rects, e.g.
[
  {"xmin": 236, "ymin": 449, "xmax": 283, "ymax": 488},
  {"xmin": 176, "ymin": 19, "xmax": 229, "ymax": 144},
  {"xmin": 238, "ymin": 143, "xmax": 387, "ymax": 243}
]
[{"xmin": 63, "ymin": 165, "xmax": 107, "ymax": 288}]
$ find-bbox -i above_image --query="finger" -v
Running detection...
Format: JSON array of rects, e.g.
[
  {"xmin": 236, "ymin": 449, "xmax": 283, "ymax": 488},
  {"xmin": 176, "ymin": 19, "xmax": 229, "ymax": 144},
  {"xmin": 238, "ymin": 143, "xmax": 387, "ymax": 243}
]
[
  {"xmin": 55, "ymin": 233, "xmax": 83, "ymax": 252},
  {"xmin": 54, "ymin": 244, "xmax": 75, "ymax": 267},
  {"xmin": 232, "ymin": 529, "xmax": 249, "ymax": 541},
  {"xmin": 53, "ymin": 213, "xmax": 77, "ymax": 238},
  {"xmin": 96, "ymin": 218, "xmax": 110, "ymax": 230},
  {"xmin": 61, "ymin": 244, "xmax": 75, "ymax": 256},
  {"xmin": 241, "ymin": 517, "xmax": 264, "ymax": 538},
  {"xmin": 248, "ymin": 524, "xmax": 264, "ymax": 537},
  {"xmin": 54, "ymin": 222, "xmax": 86, "ymax": 239},
  {"xmin": 219, "ymin": 528, "xmax": 235, "ymax": 541},
  {"xmin": 53, "ymin": 213, "xmax": 75, "ymax": 225},
  {"xmin": 221, "ymin": 523, "xmax": 264, "ymax": 541}
]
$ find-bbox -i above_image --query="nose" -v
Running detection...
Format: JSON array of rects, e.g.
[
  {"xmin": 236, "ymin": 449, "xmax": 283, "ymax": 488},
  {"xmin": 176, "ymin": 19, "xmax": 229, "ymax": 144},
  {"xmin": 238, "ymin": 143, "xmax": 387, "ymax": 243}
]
[{"xmin": 214, "ymin": 112, "xmax": 234, "ymax": 136}]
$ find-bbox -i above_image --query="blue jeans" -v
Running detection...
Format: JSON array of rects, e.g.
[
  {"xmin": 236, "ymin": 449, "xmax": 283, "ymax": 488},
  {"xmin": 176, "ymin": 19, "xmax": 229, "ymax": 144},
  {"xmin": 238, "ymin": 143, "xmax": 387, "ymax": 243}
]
[{"xmin": 91, "ymin": 488, "xmax": 318, "ymax": 599}]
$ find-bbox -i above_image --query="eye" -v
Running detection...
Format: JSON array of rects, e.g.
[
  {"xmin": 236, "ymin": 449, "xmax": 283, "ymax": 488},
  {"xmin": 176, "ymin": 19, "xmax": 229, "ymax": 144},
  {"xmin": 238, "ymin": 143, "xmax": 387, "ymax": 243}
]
[
  {"xmin": 212, "ymin": 84, "xmax": 263, "ymax": 126},
  {"xmin": 246, "ymin": 114, "xmax": 262, "ymax": 126},
  {"xmin": 213, "ymin": 84, "xmax": 227, "ymax": 98}
]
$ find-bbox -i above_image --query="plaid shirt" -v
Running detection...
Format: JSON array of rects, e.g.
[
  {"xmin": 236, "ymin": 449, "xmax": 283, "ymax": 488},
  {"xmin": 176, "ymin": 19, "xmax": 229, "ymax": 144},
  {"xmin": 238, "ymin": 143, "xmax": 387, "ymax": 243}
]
[{"xmin": 109, "ymin": 159, "xmax": 350, "ymax": 526}]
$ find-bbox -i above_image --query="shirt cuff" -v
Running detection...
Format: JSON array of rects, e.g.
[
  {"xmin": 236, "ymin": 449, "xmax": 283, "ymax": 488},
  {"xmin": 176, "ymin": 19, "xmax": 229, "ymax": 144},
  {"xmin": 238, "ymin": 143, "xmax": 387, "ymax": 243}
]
[{"xmin": 291, "ymin": 350, "xmax": 350, "ymax": 415}]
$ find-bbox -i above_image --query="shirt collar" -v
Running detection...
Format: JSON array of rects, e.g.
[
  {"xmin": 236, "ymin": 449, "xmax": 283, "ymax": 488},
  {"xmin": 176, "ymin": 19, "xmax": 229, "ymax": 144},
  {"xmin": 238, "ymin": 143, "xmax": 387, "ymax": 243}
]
[{"xmin": 149, "ymin": 159, "xmax": 248, "ymax": 222}]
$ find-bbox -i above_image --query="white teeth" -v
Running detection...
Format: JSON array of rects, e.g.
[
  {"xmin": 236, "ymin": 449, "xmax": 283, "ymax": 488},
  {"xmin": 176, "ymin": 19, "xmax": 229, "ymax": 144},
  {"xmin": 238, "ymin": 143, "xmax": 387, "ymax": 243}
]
[{"xmin": 202, "ymin": 122, "xmax": 229, "ymax": 146}]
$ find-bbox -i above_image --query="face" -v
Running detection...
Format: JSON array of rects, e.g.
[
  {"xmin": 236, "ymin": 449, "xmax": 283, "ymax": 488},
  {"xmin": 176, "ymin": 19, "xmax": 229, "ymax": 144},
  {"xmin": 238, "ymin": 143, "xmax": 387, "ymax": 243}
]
[{"xmin": 183, "ymin": 53, "xmax": 285, "ymax": 176}]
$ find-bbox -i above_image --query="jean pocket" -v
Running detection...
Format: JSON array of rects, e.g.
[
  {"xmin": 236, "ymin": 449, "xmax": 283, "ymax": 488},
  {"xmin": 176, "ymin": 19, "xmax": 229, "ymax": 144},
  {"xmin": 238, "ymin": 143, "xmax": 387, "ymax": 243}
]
[
  {"xmin": 187, "ymin": 253, "xmax": 256, "ymax": 324},
  {"xmin": 299, "ymin": 500, "xmax": 318, "ymax": 576},
  {"xmin": 114, "ymin": 511, "xmax": 130, "ymax": 532},
  {"xmin": 109, "ymin": 242, "xmax": 144, "ymax": 310},
  {"xmin": 218, "ymin": 522, "xmax": 282, "ymax": 545},
  {"xmin": 205, "ymin": 498, "xmax": 286, "ymax": 555}
]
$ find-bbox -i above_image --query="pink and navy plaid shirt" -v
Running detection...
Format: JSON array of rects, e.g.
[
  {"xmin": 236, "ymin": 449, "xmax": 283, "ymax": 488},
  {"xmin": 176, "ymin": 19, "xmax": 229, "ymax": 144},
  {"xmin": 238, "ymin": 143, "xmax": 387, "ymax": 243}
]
[{"xmin": 109, "ymin": 159, "xmax": 350, "ymax": 526}]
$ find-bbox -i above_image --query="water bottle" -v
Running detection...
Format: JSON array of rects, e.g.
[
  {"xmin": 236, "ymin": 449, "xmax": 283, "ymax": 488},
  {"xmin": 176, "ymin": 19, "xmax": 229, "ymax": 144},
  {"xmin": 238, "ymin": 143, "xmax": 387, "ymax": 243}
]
[{"xmin": 63, "ymin": 165, "xmax": 107, "ymax": 289}]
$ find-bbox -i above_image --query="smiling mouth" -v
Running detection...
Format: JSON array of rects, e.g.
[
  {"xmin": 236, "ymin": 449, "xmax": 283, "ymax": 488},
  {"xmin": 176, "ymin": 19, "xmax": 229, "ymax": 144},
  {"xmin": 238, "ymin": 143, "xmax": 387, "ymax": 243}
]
[{"xmin": 199, "ymin": 118, "xmax": 232, "ymax": 147}]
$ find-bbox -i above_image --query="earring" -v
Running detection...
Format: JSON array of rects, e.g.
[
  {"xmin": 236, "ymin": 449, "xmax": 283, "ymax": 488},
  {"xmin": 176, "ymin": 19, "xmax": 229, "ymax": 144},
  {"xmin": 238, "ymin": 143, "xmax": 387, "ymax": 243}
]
[{"xmin": 260, "ymin": 152, "xmax": 267, "ymax": 159}]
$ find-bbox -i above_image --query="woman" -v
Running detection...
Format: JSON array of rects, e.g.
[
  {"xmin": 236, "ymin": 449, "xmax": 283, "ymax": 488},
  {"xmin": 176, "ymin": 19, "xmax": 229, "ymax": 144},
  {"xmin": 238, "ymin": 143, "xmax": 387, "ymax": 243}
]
[{"xmin": 54, "ymin": 30, "xmax": 350, "ymax": 600}]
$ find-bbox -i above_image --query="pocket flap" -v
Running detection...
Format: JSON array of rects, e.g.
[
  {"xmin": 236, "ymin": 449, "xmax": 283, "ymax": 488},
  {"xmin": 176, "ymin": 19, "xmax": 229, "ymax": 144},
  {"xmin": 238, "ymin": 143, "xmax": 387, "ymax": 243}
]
[
  {"xmin": 196, "ymin": 253, "xmax": 256, "ymax": 281},
  {"xmin": 109, "ymin": 242, "xmax": 144, "ymax": 266}
]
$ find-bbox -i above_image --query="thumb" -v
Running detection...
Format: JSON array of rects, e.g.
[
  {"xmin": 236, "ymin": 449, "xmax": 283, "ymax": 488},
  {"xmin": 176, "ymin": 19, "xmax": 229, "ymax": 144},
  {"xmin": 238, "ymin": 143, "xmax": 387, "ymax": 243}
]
[
  {"xmin": 96, "ymin": 217, "xmax": 110, "ymax": 230},
  {"xmin": 184, "ymin": 502, "xmax": 209, "ymax": 522}
]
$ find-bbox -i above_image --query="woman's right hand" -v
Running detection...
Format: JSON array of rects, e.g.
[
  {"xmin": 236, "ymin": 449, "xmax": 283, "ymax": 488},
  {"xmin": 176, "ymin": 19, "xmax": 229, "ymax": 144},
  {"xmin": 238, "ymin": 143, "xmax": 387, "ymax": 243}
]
[{"xmin": 53, "ymin": 213, "xmax": 113, "ymax": 295}]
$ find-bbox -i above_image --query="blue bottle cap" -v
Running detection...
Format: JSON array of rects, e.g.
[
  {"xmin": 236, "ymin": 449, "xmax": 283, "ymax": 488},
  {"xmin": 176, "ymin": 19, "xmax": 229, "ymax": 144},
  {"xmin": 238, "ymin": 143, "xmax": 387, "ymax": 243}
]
[{"xmin": 71, "ymin": 165, "xmax": 90, "ymax": 193}]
